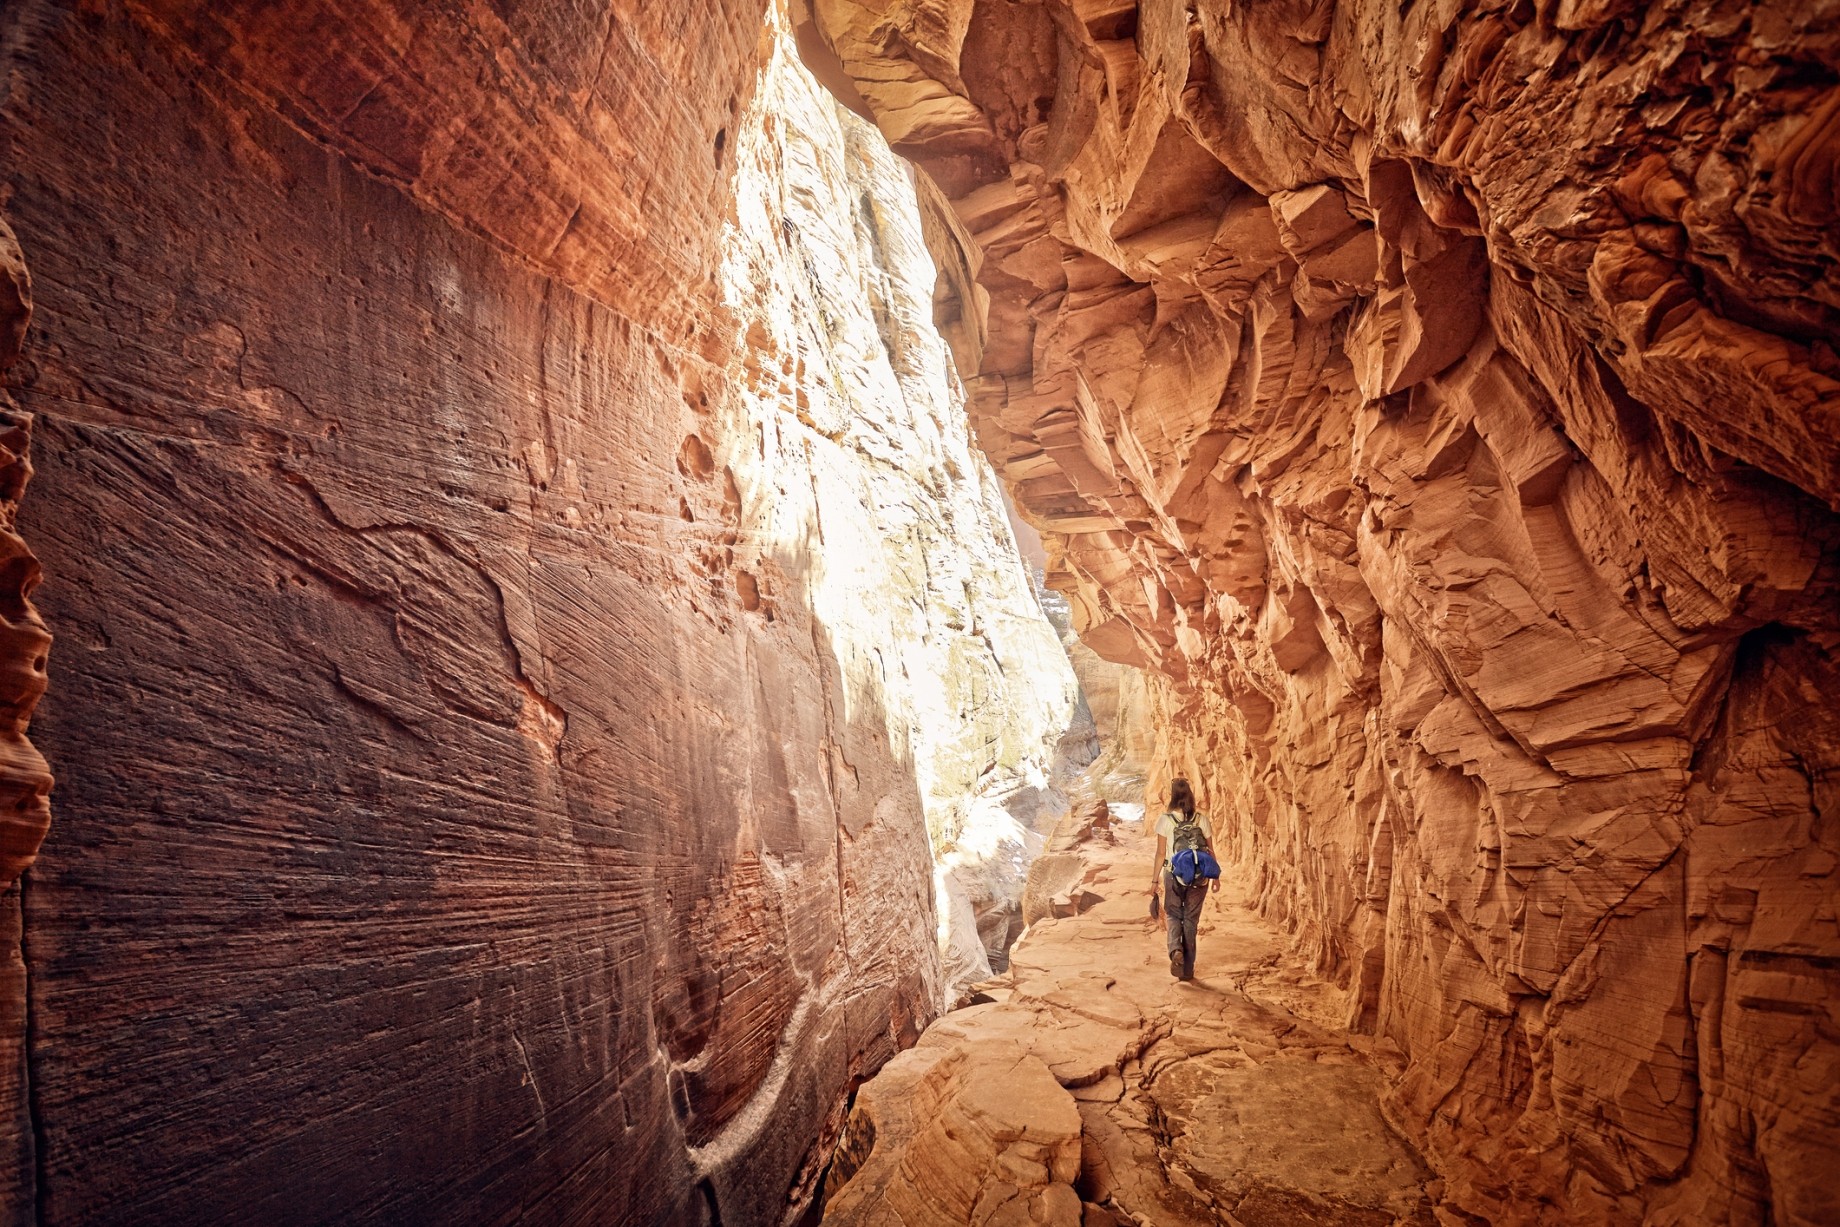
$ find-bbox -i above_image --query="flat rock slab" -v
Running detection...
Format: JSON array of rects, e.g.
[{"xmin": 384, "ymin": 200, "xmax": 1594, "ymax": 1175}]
[{"xmin": 1152, "ymin": 1060, "xmax": 1434, "ymax": 1224}]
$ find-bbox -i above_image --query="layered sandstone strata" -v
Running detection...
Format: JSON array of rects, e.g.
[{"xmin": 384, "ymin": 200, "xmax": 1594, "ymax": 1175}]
[
  {"xmin": 0, "ymin": 213, "xmax": 51, "ymax": 1221},
  {"xmin": 0, "ymin": 2, "xmax": 1074, "ymax": 1223},
  {"xmin": 0, "ymin": 221, "xmax": 50, "ymax": 895},
  {"xmin": 801, "ymin": 2, "xmax": 1840, "ymax": 1222}
]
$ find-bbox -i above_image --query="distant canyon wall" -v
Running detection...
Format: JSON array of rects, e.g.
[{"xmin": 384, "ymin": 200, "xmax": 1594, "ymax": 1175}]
[
  {"xmin": 0, "ymin": 1, "xmax": 1074, "ymax": 1222},
  {"xmin": 802, "ymin": 1, "xmax": 1840, "ymax": 1223},
  {"xmin": 724, "ymin": 15, "xmax": 1085, "ymax": 1026}
]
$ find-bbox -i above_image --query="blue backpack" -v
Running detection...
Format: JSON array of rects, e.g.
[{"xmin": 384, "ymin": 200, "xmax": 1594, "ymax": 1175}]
[
  {"xmin": 1171, "ymin": 846, "xmax": 1221, "ymax": 886},
  {"xmin": 1168, "ymin": 810, "xmax": 1221, "ymax": 886}
]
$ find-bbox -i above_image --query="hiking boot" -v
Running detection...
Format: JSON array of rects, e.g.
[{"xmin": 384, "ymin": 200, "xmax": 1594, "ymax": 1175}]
[{"xmin": 1170, "ymin": 951, "xmax": 1184, "ymax": 979}]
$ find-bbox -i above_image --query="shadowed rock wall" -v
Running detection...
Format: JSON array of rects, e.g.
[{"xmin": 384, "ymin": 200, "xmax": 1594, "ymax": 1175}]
[
  {"xmin": 0, "ymin": 1, "xmax": 1074, "ymax": 1222},
  {"xmin": 802, "ymin": 1, "xmax": 1840, "ymax": 1222}
]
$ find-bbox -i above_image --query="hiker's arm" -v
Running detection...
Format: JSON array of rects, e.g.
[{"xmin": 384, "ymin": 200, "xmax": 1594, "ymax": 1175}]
[{"xmin": 1150, "ymin": 834, "xmax": 1166, "ymax": 895}]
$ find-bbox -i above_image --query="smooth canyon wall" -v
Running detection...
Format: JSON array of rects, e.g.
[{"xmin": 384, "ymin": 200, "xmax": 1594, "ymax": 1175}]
[{"xmin": 0, "ymin": 0, "xmax": 1075, "ymax": 1222}]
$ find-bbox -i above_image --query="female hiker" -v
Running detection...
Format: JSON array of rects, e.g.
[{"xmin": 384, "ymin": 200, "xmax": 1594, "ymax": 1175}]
[{"xmin": 1150, "ymin": 778, "xmax": 1218, "ymax": 980}]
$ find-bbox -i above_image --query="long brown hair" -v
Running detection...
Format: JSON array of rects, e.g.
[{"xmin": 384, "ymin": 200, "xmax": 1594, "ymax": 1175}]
[{"xmin": 1168, "ymin": 778, "xmax": 1195, "ymax": 818}]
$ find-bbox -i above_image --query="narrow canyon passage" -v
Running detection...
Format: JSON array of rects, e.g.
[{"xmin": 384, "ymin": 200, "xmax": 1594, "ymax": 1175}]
[{"xmin": 0, "ymin": 1, "xmax": 1835, "ymax": 1225}]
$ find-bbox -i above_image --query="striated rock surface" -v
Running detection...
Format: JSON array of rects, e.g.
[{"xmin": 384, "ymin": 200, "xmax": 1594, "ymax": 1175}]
[
  {"xmin": 803, "ymin": 2, "xmax": 1840, "ymax": 1222},
  {"xmin": 822, "ymin": 1038, "xmax": 1086, "ymax": 1226},
  {"xmin": 0, "ymin": 2, "xmax": 1074, "ymax": 1223}
]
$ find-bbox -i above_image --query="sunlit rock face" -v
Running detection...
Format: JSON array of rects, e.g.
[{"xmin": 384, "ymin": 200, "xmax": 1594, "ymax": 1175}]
[
  {"xmin": 802, "ymin": 2, "xmax": 1840, "ymax": 1222},
  {"xmin": 0, "ymin": 1, "xmax": 1071, "ymax": 1223},
  {"xmin": 1064, "ymin": 637, "xmax": 1154, "ymax": 797},
  {"xmin": 1018, "ymin": 506, "xmax": 1155, "ymax": 798},
  {"xmin": 724, "ymin": 13, "xmax": 1085, "ymax": 1018}
]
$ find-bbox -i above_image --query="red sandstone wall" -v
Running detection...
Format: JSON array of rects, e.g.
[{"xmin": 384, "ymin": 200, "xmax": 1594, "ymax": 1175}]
[
  {"xmin": 0, "ymin": 211, "xmax": 51, "ymax": 1226},
  {"xmin": 803, "ymin": 1, "xmax": 1840, "ymax": 1222},
  {"xmin": 0, "ymin": 2, "xmax": 941, "ymax": 1222}
]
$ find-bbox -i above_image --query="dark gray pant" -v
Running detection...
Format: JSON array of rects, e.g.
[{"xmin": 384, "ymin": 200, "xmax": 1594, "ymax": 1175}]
[{"xmin": 1163, "ymin": 871, "xmax": 1207, "ymax": 977}]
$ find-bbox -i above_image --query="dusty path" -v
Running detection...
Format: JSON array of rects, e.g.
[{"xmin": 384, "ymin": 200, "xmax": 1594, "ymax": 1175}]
[{"xmin": 821, "ymin": 817, "xmax": 1450, "ymax": 1226}]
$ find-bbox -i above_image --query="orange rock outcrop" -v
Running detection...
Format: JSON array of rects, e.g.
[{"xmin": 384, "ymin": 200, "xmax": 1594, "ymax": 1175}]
[{"xmin": 801, "ymin": 2, "xmax": 1840, "ymax": 1222}]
